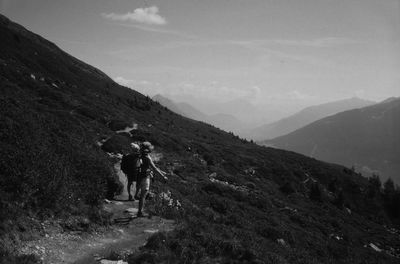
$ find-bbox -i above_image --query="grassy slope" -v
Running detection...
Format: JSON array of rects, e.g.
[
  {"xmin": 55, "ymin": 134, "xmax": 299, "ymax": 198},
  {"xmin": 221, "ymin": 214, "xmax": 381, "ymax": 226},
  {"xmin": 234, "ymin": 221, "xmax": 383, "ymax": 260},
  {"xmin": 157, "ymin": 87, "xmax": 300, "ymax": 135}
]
[{"xmin": 0, "ymin": 14, "xmax": 399, "ymax": 263}]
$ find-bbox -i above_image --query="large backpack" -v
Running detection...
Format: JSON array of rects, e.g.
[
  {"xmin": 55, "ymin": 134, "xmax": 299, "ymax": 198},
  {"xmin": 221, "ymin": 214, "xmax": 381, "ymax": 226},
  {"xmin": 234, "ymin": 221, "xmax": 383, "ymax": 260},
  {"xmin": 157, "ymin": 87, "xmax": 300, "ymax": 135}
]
[{"xmin": 121, "ymin": 153, "xmax": 141, "ymax": 175}]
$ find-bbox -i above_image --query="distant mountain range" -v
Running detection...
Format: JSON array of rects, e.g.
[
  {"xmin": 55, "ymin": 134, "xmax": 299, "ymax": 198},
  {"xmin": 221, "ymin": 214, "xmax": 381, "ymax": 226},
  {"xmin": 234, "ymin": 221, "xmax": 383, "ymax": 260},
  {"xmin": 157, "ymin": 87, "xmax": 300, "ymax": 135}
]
[
  {"xmin": 264, "ymin": 98, "xmax": 400, "ymax": 183},
  {"xmin": 153, "ymin": 94, "xmax": 247, "ymax": 133},
  {"xmin": 247, "ymin": 97, "xmax": 375, "ymax": 140}
]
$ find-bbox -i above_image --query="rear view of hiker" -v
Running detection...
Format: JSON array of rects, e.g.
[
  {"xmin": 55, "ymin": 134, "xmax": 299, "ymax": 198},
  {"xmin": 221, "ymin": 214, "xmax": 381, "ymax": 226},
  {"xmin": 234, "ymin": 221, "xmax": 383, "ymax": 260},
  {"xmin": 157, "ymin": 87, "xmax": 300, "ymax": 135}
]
[
  {"xmin": 120, "ymin": 143, "xmax": 141, "ymax": 201},
  {"xmin": 137, "ymin": 141, "xmax": 168, "ymax": 217}
]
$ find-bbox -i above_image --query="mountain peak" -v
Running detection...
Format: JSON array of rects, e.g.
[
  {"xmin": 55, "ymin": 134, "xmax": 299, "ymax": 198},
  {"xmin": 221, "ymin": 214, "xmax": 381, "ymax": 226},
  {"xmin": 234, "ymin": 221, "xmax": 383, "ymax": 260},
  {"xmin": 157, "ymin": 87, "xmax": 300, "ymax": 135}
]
[
  {"xmin": 380, "ymin": 96, "xmax": 399, "ymax": 104},
  {"xmin": 247, "ymin": 97, "xmax": 375, "ymax": 140}
]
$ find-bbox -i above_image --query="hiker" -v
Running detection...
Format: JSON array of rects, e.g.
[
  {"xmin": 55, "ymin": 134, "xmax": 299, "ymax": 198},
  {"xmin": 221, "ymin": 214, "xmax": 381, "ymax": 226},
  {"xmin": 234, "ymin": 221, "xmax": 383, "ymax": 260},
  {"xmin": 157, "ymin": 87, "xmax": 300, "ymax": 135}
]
[
  {"xmin": 137, "ymin": 141, "xmax": 168, "ymax": 217},
  {"xmin": 121, "ymin": 143, "xmax": 141, "ymax": 201}
]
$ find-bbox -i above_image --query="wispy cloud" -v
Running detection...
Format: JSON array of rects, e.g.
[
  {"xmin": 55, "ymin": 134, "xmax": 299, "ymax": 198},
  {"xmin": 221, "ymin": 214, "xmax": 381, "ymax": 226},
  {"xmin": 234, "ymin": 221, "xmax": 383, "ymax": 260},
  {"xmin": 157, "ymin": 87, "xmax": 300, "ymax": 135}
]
[
  {"xmin": 114, "ymin": 76, "xmax": 156, "ymax": 86},
  {"xmin": 111, "ymin": 22, "xmax": 199, "ymax": 39},
  {"xmin": 228, "ymin": 37, "xmax": 361, "ymax": 49},
  {"xmin": 102, "ymin": 6, "xmax": 167, "ymax": 25},
  {"xmin": 271, "ymin": 37, "xmax": 361, "ymax": 47}
]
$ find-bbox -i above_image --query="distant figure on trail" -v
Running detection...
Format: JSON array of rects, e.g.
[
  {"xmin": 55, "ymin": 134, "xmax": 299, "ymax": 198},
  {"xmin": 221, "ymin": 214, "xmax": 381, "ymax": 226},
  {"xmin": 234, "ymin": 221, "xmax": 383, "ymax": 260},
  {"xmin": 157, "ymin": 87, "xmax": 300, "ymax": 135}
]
[
  {"xmin": 120, "ymin": 143, "xmax": 141, "ymax": 201},
  {"xmin": 137, "ymin": 141, "xmax": 168, "ymax": 217}
]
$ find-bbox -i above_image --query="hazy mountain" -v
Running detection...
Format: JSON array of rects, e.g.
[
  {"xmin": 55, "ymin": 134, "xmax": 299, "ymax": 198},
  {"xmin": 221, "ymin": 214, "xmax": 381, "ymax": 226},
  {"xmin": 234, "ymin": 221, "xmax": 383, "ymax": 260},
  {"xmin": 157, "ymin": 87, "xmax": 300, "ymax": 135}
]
[
  {"xmin": 153, "ymin": 94, "xmax": 246, "ymax": 133},
  {"xmin": 248, "ymin": 97, "xmax": 375, "ymax": 140},
  {"xmin": 153, "ymin": 94, "xmax": 208, "ymax": 121},
  {"xmin": 265, "ymin": 98, "xmax": 400, "ymax": 183},
  {"xmin": 1, "ymin": 14, "xmax": 399, "ymax": 263}
]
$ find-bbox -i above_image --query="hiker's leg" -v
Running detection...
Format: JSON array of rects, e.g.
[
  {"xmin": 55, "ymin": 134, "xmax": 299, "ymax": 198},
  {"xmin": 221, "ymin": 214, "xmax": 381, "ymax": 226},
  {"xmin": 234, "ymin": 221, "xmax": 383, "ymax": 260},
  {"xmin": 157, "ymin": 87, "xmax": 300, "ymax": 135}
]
[
  {"xmin": 134, "ymin": 180, "xmax": 140, "ymax": 199},
  {"xmin": 127, "ymin": 174, "xmax": 133, "ymax": 200},
  {"xmin": 127, "ymin": 178, "xmax": 132, "ymax": 196},
  {"xmin": 138, "ymin": 177, "xmax": 150, "ymax": 216},
  {"xmin": 138, "ymin": 189, "xmax": 148, "ymax": 214}
]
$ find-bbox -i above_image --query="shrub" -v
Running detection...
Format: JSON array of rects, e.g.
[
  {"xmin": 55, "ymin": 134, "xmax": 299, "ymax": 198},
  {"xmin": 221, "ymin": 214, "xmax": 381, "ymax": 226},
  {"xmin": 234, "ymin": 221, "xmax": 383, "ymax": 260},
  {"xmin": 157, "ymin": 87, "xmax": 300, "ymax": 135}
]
[{"xmin": 309, "ymin": 183, "xmax": 322, "ymax": 202}]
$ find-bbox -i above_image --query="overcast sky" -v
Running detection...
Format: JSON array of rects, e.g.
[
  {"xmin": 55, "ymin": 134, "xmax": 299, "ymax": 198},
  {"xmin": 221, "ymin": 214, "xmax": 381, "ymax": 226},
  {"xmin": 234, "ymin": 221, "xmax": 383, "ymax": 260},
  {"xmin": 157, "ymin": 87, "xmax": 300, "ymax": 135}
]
[{"xmin": 1, "ymin": 0, "xmax": 399, "ymax": 115}]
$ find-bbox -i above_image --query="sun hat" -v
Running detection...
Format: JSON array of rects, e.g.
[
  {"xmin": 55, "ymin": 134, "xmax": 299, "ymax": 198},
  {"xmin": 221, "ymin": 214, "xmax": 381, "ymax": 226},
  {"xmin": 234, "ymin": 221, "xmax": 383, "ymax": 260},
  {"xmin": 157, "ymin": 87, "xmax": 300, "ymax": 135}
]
[
  {"xmin": 141, "ymin": 141, "xmax": 154, "ymax": 153},
  {"xmin": 130, "ymin": 142, "xmax": 140, "ymax": 150}
]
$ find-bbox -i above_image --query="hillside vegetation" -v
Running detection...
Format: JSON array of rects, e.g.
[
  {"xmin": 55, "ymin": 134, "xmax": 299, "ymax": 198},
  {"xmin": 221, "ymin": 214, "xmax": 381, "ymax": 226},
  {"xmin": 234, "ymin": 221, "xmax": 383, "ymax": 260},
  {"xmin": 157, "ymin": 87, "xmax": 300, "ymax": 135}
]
[{"xmin": 0, "ymin": 14, "xmax": 399, "ymax": 263}]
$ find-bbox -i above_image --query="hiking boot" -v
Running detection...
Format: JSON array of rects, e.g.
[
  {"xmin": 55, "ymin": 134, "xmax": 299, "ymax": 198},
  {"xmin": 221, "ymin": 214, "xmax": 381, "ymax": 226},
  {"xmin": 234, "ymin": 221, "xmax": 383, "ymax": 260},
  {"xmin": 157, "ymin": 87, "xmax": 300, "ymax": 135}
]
[{"xmin": 137, "ymin": 211, "xmax": 145, "ymax": 218}]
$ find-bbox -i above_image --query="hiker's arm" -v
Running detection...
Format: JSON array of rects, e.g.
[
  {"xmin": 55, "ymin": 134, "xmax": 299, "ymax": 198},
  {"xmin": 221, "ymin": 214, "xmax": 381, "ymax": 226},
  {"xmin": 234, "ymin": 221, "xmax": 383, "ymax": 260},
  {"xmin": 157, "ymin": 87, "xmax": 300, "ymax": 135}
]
[{"xmin": 149, "ymin": 158, "xmax": 168, "ymax": 180}]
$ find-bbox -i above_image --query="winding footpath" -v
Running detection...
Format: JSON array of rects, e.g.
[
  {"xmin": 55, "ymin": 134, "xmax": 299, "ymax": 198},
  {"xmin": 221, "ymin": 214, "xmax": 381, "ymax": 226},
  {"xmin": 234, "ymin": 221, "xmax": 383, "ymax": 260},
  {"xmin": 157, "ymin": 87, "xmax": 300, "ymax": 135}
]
[{"xmin": 19, "ymin": 164, "xmax": 174, "ymax": 264}]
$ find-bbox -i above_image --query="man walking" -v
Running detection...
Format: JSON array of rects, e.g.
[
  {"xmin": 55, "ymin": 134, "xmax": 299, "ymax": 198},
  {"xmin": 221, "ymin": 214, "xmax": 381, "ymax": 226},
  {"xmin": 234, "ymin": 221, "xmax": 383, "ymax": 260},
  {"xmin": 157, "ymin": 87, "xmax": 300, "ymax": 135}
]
[{"xmin": 120, "ymin": 143, "xmax": 141, "ymax": 201}]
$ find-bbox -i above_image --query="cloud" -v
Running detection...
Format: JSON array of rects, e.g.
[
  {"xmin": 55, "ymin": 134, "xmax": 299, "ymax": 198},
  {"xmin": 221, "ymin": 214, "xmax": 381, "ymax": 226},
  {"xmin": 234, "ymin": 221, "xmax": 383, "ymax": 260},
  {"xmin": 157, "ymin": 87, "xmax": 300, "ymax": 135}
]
[
  {"xmin": 111, "ymin": 23, "xmax": 199, "ymax": 39},
  {"xmin": 114, "ymin": 76, "xmax": 135, "ymax": 86},
  {"xmin": 265, "ymin": 90, "xmax": 318, "ymax": 101},
  {"xmin": 271, "ymin": 37, "xmax": 361, "ymax": 47},
  {"xmin": 114, "ymin": 76, "xmax": 154, "ymax": 86},
  {"xmin": 102, "ymin": 6, "xmax": 167, "ymax": 25}
]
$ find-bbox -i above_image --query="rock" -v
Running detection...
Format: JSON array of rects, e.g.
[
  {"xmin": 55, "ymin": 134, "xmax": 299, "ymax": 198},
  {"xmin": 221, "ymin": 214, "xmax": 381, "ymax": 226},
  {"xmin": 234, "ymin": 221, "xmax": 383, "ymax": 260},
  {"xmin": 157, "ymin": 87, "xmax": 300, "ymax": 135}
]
[
  {"xmin": 369, "ymin": 243, "xmax": 382, "ymax": 252},
  {"xmin": 144, "ymin": 229, "xmax": 159, "ymax": 234},
  {"xmin": 100, "ymin": 260, "xmax": 127, "ymax": 264},
  {"xmin": 124, "ymin": 208, "xmax": 138, "ymax": 215},
  {"xmin": 277, "ymin": 238, "xmax": 286, "ymax": 246}
]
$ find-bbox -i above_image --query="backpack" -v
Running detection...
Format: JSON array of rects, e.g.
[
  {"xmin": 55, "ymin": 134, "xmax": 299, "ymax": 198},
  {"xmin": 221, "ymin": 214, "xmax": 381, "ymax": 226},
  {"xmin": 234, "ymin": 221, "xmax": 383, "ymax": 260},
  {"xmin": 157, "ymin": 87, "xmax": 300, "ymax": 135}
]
[
  {"xmin": 138, "ymin": 154, "xmax": 152, "ymax": 181},
  {"xmin": 121, "ymin": 153, "xmax": 141, "ymax": 175}
]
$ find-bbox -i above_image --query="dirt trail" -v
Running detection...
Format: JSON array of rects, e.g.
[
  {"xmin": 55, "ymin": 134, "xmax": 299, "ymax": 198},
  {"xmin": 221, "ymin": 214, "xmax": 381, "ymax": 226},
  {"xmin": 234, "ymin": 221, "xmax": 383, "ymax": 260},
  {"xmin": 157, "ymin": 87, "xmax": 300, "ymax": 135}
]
[{"xmin": 19, "ymin": 163, "xmax": 175, "ymax": 264}]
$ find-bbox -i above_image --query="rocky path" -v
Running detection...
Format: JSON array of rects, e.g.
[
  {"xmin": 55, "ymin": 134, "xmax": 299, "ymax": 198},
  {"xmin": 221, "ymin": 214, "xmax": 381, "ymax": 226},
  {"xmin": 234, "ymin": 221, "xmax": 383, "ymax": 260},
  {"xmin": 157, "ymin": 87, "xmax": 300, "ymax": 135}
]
[{"xmin": 19, "ymin": 165, "xmax": 174, "ymax": 264}]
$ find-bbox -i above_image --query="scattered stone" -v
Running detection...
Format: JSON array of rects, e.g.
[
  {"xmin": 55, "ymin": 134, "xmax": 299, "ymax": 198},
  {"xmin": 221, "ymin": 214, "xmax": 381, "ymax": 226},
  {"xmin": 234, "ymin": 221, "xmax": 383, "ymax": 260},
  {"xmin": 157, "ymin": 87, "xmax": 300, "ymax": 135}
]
[
  {"xmin": 100, "ymin": 260, "xmax": 127, "ymax": 264},
  {"xmin": 369, "ymin": 243, "xmax": 382, "ymax": 252},
  {"xmin": 124, "ymin": 208, "xmax": 138, "ymax": 216},
  {"xmin": 209, "ymin": 172, "xmax": 217, "ymax": 179},
  {"xmin": 144, "ymin": 229, "xmax": 159, "ymax": 234},
  {"xmin": 329, "ymin": 234, "xmax": 342, "ymax": 240},
  {"xmin": 279, "ymin": 206, "xmax": 298, "ymax": 213},
  {"xmin": 277, "ymin": 238, "xmax": 286, "ymax": 246}
]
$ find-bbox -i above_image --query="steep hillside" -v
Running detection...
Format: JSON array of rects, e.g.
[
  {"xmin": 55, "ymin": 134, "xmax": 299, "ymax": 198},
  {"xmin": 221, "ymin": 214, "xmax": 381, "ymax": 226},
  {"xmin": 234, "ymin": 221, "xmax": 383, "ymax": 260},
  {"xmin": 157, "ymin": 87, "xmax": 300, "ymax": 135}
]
[
  {"xmin": 1, "ymin": 14, "xmax": 399, "ymax": 264},
  {"xmin": 248, "ymin": 97, "xmax": 374, "ymax": 140},
  {"xmin": 266, "ymin": 98, "xmax": 400, "ymax": 183}
]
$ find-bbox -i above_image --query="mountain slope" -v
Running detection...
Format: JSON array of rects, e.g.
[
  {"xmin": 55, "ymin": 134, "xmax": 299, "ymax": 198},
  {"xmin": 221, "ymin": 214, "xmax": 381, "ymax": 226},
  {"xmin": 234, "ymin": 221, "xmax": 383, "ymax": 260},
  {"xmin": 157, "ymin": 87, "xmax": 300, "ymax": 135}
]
[
  {"xmin": 265, "ymin": 98, "xmax": 400, "ymax": 183},
  {"xmin": 153, "ymin": 94, "xmax": 208, "ymax": 121},
  {"xmin": 1, "ymin": 14, "xmax": 399, "ymax": 263},
  {"xmin": 153, "ymin": 94, "xmax": 246, "ymax": 133},
  {"xmin": 248, "ymin": 97, "xmax": 375, "ymax": 140}
]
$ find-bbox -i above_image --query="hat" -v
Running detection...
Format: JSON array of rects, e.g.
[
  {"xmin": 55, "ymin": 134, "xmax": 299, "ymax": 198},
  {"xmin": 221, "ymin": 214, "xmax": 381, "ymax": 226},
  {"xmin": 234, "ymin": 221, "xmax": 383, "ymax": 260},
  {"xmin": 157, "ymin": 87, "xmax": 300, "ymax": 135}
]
[
  {"xmin": 141, "ymin": 141, "xmax": 154, "ymax": 153},
  {"xmin": 130, "ymin": 143, "xmax": 140, "ymax": 151}
]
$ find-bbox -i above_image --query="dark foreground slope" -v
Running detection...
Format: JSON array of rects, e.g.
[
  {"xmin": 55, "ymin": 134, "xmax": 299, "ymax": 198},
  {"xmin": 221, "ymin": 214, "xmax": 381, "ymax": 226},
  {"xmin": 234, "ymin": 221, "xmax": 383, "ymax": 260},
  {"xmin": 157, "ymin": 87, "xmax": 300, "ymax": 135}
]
[
  {"xmin": 265, "ymin": 99, "xmax": 400, "ymax": 183},
  {"xmin": 0, "ymin": 14, "xmax": 399, "ymax": 263}
]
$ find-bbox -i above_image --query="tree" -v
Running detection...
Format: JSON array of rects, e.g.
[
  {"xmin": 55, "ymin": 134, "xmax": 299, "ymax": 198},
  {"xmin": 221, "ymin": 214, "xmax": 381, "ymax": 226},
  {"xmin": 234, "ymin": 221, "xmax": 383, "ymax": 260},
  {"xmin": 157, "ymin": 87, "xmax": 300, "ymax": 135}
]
[
  {"xmin": 366, "ymin": 174, "xmax": 381, "ymax": 198},
  {"xmin": 383, "ymin": 178, "xmax": 395, "ymax": 197},
  {"xmin": 383, "ymin": 178, "xmax": 399, "ymax": 218},
  {"xmin": 309, "ymin": 183, "xmax": 322, "ymax": 202}
]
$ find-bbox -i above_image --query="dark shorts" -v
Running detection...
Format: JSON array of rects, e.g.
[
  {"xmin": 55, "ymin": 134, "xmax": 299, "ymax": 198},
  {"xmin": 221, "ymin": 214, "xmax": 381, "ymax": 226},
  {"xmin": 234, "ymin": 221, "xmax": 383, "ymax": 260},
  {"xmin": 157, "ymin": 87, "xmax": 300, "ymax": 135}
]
[{"xmin": 127, "ymin": 173, "xmax": 137, "ymax": 182}]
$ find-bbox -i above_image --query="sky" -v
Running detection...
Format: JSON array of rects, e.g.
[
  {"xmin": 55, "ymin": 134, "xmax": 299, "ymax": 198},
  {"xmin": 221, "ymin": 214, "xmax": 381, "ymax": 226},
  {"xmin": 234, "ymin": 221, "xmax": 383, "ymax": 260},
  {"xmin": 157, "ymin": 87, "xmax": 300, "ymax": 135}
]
[{"xmin": 1, "ymin": 0, "xmax": 399, "ymax": 121}]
